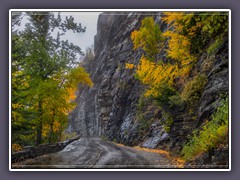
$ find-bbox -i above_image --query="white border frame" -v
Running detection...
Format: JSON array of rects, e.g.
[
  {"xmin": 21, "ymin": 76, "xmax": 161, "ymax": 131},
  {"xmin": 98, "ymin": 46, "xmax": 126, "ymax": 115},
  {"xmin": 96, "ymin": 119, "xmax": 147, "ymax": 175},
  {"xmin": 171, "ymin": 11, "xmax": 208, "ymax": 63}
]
[{"xmin": 9, "ymin": 9, "xmax": 231, "ymax": 172}]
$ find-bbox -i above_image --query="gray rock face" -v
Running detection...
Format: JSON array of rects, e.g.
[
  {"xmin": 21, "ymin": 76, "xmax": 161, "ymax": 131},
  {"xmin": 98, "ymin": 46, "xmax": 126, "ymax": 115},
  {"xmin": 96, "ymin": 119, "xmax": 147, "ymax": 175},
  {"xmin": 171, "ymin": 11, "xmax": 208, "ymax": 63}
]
[
  {"xmin": 142, "ymin": 123, "xmax": 169, "ymax": 149},
  {"xmin": 67, "ymin": 11, "xmax": 229, "ymax": 166},
  {"xmin": 67, "ymin": 12, "xmax": 149, "ymax": 143}
]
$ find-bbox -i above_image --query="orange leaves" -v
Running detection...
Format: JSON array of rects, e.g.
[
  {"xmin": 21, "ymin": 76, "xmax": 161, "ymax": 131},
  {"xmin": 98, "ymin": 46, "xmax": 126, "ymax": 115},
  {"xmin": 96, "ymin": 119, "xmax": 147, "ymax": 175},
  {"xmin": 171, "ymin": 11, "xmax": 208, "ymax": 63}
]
[
  {"xmin": 162, "ymin": 12, "xmax": 204, "ymax": 64},
  {"xmin": 67, "ymin": 87, "xmax": 77, "ymax": 102},
  {"xmin": 133, "ymin": 146, "xmax": 185, "ymax": 167},
  {"xmin": 125, "ymin": 63, "xmax": 135, "ymax": 69},
  {"xmin": 53, "ymin": 121, "xmax": 61, "ymax": 132}
]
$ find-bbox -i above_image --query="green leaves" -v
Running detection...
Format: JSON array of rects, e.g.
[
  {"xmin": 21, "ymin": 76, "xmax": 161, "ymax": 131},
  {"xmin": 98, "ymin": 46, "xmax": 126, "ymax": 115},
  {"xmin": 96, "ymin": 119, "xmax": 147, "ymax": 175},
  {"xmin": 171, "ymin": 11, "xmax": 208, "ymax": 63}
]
[
  {"xmin": 201, "ymin": 12, "xmax": 228, "ymax": 37},
  {"xmin": 181, "ymin": 96, "xmax": 228, "ymax": 161},
  {"xmin": 131, "ymin": 17, "xmax": 164, "ymax": 61},
  {"xmin": 11, "ymin": 12, "xmax": 92, "ymax": 146},
  {"xmin": 130, "ymin": 13, "xmax": 228, "ymax": 162},
  {"xmin": 181, "ymin": 73, "xmax": 208, "ymax": 106},
  {"xmin": 207, "ymin": 36, "xmax": 224, "ymax": 55}
]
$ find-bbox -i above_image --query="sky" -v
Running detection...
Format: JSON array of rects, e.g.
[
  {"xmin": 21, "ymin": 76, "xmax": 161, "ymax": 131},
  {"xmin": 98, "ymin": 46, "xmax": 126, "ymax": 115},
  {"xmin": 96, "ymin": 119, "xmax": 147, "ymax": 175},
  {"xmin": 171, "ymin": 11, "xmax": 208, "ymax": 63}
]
[
  {"xmin": 18, "ymin": 12, "xmax": 101, "ymax": 55},
  {"xmin": 57, "ymin": 12, "xmax": 101, "ymax": 52}
]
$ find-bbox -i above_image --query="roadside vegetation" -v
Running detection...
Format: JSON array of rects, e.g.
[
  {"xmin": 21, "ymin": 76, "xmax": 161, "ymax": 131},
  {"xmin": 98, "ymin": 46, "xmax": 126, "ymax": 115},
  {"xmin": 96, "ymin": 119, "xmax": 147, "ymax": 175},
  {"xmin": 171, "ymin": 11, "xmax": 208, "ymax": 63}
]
[{"xmin": 126, "ymin": 12, "xmax": 228, "ymax": 161}]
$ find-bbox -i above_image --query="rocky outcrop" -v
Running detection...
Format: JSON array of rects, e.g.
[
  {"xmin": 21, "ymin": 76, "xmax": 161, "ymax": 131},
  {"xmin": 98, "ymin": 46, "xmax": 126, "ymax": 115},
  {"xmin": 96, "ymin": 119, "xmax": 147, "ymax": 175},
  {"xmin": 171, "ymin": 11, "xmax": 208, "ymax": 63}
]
[
  {"xmin": 67, "ymin": 12, "xmax": 229, "ymax": 166},
  {"xmin": 67, "ymin": 12, "xmax": 150, "ymax": 141}
]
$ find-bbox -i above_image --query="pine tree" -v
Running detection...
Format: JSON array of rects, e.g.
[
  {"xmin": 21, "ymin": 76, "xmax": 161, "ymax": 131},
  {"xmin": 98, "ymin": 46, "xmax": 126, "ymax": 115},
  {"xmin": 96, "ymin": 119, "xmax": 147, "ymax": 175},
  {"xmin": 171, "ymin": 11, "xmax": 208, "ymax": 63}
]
[{"xmin": 11, "ymin": 11, "xmax": 92, "ymax": 146}]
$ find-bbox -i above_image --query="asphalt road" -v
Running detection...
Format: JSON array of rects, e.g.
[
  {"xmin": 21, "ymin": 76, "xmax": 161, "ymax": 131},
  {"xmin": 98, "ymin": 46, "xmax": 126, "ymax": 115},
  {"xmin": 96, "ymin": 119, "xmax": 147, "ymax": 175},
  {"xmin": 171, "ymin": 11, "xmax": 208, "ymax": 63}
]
[{"xmin": 13, "ymin": 137, "xmax": 180, "ymax": 169}]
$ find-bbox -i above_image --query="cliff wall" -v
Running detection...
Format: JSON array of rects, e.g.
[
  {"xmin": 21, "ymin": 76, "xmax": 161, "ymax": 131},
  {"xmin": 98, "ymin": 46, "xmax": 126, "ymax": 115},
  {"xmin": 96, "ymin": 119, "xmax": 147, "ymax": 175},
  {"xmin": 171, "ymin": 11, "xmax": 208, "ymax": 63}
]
[{"xmin": 67, "ymin": 12, "xmax": 229, "ymax": 167}]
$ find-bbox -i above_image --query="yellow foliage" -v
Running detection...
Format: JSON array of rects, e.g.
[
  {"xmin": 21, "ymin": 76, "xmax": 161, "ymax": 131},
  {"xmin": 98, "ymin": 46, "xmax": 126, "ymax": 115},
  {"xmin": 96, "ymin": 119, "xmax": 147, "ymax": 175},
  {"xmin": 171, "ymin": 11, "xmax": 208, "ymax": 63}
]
[
  {"xmin": 130, "ymin": 14, "xmax": 201, "ymax": 100},
  {"xmin": 162, "ymin": 12, "xmax": 185, "ymax": 30},
  {"xmin": 162, "ymin": 12, "xmax": 194, "ymax": 32},
  {"xmin": 131, "ymin": 30, "xmax": 143, "ymax": 50},
  {"xmin": 136, "ymin": 56, "xmax": 179, "ymax": 98},
  {"xmin": 12, "ymin": 143, "xmax": 22, "ymax": 152},
  {"xmin": 162, "ymin": 25, "xmax": 195, "ymax": 65},
  {"xmin": 42, "ymin": 124, "xmax": 50, "ymax": 138},
  {"xmin": 161, "ymin": 12, "xmax": 197, "ymax": 81},
  {"xmin": 39, "ymin": 66, "xmax": 93, "ymax": 142},
  {"xmin": 12, "ymin": 111, "xmax": 21, "ymax": 122},
  {"xmin": 12, "ymin": 103, "xmax": 24, "ymax": 109},
  {"xmin": 53, "ymin": 121, "xmax": 61, "ymax": 132},
  {"xmin": 125, "ymin": 63, "xmax": 135, "ymax": 69},
  {"xmin": 67, "ymin": 87, "xmax": 77, "ymax": 102},
  {"xmin": 131, "ymin": 17, "xmax": 164, "ymax": 60}
]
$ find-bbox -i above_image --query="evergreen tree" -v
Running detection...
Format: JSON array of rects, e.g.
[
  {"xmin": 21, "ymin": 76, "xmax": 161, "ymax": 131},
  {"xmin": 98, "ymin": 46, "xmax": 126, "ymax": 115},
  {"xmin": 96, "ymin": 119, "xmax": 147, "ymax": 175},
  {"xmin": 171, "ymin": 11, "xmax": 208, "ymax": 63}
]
[{"xmin": 11, "ymin": 11, "xmax": 92, "ymax": 146}]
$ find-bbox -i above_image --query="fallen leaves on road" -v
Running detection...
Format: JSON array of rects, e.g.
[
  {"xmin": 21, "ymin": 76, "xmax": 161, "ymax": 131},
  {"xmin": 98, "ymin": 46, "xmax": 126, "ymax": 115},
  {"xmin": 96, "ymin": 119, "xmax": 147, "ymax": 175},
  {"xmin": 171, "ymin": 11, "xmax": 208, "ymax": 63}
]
[
  {"xmin": 133, "ymin": 146, "xmax": 185, "ymax": 168},
  {"xmin": 115, "ymin": 143, "xmax": 185, "ymax": 168}
]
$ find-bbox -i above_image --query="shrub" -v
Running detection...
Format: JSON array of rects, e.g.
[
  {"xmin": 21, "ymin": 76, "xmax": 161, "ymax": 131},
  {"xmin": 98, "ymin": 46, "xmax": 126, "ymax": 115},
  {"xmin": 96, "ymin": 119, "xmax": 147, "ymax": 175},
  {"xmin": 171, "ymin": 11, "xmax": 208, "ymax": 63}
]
[
  {"xmin": 162, "ymin": 111, "xmax": 173, "ymax": 133},
  {"xmin": 181, "ymin": 74, "xmax": 208, "ymax": 105},
  {"xmin": 181, "ymin": 96, "xmax": 228, "ymax": 161},
  {"xmin": 12, "ymin": 143, "xmax": 23, "ymax": 152},
  {"xmin": 168, "ymin": 94, "xmax": 185, "ymax": 110},
  {"xmin": 207, "ymin": 36, "xmax": 224, "ymax": 55},
  {"xmin": 155, "ymin": 84, "xmax": 178, "ymax": 109},
  {"xmin": 137, "ymin": 94, "xmax": 148, "ymax": 110}
]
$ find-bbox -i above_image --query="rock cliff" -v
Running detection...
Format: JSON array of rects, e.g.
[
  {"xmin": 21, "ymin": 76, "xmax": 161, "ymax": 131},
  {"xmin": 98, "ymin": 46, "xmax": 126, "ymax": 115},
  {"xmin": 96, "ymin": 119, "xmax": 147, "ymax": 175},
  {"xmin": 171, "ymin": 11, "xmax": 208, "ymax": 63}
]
[{"xmin": 67, "ymin": 12, "xmax": 229, "ymax": 167}]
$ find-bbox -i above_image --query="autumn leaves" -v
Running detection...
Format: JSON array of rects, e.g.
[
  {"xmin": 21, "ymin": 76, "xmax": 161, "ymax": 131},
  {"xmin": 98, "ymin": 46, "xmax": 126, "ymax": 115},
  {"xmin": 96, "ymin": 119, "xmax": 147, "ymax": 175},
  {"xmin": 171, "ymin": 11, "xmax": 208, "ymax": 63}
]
[{"xmin": 12, "ymin": 12, "xmax": 93, "ymax": 147}]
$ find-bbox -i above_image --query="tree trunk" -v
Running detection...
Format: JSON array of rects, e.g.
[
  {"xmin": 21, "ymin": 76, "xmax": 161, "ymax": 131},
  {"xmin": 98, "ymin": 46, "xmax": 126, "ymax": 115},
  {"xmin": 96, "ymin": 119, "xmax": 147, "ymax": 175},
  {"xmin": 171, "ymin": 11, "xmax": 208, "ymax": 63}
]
[
  {"xmin": 36, "ymin": 101, "xmax": 43, "ymax": 146},
  {"xmin": 48, "ymin": 110, "xmax": 55, "ymax": 144},
  {"xmin": 48, "ymin": 122, "xmax": 53, "ymax": 144}
]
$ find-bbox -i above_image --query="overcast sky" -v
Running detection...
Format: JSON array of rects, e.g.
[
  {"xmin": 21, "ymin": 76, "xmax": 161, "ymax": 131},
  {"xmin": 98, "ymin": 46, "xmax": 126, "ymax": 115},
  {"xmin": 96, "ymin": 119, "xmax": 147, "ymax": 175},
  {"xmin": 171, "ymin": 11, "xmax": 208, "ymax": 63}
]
[
  {"xmin": 58, "ymin": 12, "xmax": 101, "ymax": 52},
  {"xmin": 18, "ymin": 12, "xmax": 101, "ymax": 55}
]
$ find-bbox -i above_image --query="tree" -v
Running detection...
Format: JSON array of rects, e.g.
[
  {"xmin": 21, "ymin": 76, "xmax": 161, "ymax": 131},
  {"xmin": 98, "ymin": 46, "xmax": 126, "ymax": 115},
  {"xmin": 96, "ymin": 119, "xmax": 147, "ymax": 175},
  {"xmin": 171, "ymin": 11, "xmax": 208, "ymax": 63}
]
[
  {"xmin": 131, "ymin": 17, "xmax": 164, "ymax": 61},
  {"xmin": 131, "ymin": 12, "xmax": 228, "ymax": 103},
  {"xmin": 131, "ymin": 17, "xmax": 177, "ymax": 100},
  {"xmin": 37, "ymin": 67, "xmax": 93, "ymax": 144},
  {"xmin": 12, "ymin": 14, "xmax": 36, "ymax": 146},
  {"xmin": 84, "ymin": 44, "xmax": 95, "ymax": 62},
  {"xmin": 11, "ymin": 11, "xmax": 92, "ymax": 146}
]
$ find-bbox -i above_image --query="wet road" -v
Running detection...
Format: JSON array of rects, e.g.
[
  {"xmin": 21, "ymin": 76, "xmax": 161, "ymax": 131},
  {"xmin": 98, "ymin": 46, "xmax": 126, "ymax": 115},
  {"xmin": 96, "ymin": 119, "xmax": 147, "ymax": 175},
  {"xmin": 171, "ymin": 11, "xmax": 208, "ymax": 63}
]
[{"xmin": 13, "ymin": 137, "xmax": 180, "ymax": 169}]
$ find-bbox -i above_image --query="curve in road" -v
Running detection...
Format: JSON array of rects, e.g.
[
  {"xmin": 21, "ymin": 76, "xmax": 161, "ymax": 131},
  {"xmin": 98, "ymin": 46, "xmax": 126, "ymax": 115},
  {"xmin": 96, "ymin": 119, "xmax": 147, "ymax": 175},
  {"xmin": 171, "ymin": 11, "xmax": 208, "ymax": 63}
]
[{"xmin": 13, "ymin": 137, "xmax": 181, "ymax": 169}]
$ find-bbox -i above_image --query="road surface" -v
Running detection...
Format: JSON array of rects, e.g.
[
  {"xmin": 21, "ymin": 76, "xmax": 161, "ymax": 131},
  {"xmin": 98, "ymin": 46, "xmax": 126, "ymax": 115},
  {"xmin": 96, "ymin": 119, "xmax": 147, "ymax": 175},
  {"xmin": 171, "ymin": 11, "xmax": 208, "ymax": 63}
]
[{"xmin": 13, "ymin": 137, "xmax": 181, "ymax": 169}]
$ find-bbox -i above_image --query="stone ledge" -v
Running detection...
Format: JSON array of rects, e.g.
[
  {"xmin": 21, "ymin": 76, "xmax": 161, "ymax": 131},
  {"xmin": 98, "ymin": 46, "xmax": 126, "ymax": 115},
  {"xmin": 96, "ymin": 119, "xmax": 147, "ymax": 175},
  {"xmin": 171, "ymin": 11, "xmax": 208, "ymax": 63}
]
[{"xmin": 11, "ymin": 135, "xmax": 80, "ymax": 163}]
